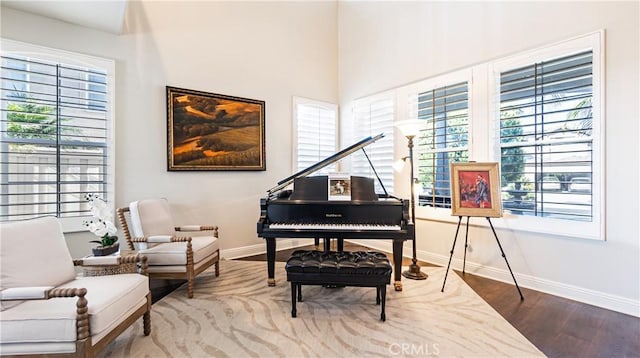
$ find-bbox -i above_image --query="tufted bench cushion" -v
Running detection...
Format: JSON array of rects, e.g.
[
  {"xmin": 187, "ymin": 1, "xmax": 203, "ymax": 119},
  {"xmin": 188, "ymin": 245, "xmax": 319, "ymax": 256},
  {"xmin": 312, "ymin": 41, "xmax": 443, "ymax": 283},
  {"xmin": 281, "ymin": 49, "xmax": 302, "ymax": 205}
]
[{"xmin": 285, "ymin": 250, "xmax": 392, "ymax": 321}]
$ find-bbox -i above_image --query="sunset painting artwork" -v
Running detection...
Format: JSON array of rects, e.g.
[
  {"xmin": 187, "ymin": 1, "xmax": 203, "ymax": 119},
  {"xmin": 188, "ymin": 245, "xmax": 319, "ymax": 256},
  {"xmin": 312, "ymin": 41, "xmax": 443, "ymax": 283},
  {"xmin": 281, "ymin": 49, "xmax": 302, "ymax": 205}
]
[{"xmin": 166, "ymin": 87, "xmax": 265, "ymax": 171}]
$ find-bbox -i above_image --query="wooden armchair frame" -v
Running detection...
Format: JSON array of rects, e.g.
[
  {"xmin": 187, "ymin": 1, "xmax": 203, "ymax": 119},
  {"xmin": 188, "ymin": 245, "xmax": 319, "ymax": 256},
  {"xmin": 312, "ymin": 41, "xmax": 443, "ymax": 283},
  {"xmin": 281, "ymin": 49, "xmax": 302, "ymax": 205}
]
[
  {"xmin": 117, "ymin": 207, "xmax": 220, "ymax": 298},
  {"xmin": 1, "ymin": 254, "xmax": 151, "ymax": 358}
]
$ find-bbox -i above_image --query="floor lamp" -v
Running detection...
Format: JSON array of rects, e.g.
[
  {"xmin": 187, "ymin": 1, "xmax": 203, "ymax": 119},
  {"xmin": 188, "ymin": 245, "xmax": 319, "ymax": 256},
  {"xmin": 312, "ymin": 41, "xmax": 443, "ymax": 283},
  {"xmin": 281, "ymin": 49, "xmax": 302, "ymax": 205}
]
[{"xmin": 395, "ymin": 119, "xmax": 428, "ymax": 280}]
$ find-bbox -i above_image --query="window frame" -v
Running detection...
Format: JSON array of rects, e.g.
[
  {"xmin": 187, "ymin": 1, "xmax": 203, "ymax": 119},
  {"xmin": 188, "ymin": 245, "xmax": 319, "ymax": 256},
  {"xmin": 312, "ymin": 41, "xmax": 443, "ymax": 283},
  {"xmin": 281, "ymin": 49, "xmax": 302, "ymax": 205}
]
[
  {"xmin": 0, "ymin": 39, "xmax": 116, "ymax": 233},
  {"xmin": 292, "ymin": 96, "xmax": 338, "ymax": 174},
  {"xmin": 489, "ymin": 31, "xmax": 604, "ymax": 240}
]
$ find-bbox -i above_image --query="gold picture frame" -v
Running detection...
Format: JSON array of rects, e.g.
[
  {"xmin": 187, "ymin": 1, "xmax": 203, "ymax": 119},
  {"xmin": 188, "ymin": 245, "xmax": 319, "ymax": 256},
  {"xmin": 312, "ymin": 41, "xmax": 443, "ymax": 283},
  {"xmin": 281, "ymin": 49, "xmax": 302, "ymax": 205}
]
[
  {"xmin": 450, "ymin": 162, "xmax": 502, "ymax": 218},
  {"xmin": 166, "ymin": 86, "xmax": 265, "ymax": 171}
]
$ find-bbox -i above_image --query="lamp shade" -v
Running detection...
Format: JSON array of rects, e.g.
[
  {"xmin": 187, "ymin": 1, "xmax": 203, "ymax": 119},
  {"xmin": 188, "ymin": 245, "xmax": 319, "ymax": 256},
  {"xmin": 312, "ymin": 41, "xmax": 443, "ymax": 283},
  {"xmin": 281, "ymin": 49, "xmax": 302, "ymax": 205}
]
[{"xmin": 394, "ymin": 119, "xmax": 423, "ymax": 137}]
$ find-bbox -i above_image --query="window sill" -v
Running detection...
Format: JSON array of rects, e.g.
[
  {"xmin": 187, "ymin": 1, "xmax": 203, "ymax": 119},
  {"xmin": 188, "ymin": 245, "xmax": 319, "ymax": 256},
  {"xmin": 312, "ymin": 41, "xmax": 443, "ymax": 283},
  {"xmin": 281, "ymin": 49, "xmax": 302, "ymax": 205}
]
[{"xmin": 415, "ymin": 206, "xmax": 604, "ymax": 241}]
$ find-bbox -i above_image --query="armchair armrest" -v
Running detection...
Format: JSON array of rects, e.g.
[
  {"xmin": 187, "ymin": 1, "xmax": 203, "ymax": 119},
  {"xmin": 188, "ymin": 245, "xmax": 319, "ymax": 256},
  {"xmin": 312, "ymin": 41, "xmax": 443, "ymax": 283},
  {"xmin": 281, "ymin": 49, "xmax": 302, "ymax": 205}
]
[
  {"xmin": 130, "ymin": 236, "xmax": 192, "ymax": 243},
  {"xmin": 175, "ymin": 225, "xmax": 218, "ymax": 232},
  {"xmin": 47, "ymin": 288, "xmax": 91, "ymax": 341},
  {"xmin": 1, "ymin": 286, "xmax": 54, "ymax": 300},
  {"xmin": 147, "ymin": 235, "xmax": 173, "ymax": 243}
]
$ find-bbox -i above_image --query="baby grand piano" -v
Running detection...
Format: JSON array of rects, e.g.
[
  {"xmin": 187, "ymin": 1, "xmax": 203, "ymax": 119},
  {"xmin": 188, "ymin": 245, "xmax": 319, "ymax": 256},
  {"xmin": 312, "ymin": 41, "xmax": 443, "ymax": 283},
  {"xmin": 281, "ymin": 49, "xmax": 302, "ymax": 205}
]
[{"xmin": 257, "ymin": 133, "xmax": 414, "ymax": 291}]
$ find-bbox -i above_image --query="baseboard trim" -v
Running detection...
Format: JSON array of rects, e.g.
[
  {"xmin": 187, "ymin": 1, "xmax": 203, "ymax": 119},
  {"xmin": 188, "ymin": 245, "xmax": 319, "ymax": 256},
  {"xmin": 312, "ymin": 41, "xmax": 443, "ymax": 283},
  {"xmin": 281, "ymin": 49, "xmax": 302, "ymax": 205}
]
[{"xmin": 221, "ymin": 238, "xmax": 316, "ymax": 260}]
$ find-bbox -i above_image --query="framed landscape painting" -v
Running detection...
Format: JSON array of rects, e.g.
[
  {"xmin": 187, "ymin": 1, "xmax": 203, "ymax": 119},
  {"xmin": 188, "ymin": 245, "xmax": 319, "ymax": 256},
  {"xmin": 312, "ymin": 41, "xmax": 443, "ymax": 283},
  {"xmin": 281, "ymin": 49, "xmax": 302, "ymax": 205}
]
[
  {"xmin": 450, "ymin": 162, "xmax": 502, "ymax": 218},
  {"xmin": 166, "ymin": 86, "xmax": 265, "ymax": 171}
]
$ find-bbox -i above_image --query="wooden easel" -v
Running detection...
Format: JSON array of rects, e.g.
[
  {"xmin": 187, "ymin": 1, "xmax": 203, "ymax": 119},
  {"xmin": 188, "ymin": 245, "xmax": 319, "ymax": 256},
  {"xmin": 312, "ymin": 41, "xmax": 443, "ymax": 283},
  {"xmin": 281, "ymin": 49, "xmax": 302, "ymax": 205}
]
[{"xmin": 441, "ymin": 216, "xmax": 524, "ymax": 300}]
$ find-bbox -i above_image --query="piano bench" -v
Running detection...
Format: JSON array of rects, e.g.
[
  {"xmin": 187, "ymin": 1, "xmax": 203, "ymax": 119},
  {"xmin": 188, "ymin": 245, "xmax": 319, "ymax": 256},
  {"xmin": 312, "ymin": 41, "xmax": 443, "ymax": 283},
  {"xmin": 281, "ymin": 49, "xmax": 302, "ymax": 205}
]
[{"xmin": 285, "ymin": 250, "xmax": 392, "ymax": 321}]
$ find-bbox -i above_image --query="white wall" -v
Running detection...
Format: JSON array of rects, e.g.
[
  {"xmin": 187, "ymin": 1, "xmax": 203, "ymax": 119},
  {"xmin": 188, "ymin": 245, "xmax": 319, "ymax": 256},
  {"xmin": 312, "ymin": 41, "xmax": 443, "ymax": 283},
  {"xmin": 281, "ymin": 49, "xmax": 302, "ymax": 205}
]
[
  {"xmin": 1, "ymin": 1, "xmax": 338, "ymax": 258},
  {"xmin": 338, "ymin": 1, "xmax": 639, "ymax": 316}
]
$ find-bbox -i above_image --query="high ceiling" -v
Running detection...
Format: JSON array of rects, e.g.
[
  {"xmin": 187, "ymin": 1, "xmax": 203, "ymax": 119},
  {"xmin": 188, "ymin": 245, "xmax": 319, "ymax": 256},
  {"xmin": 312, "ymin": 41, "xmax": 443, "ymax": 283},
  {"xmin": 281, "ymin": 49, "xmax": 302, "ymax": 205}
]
[{"xmin": 2, "ymin": 0, "xmax": 128, "ymax": 34}]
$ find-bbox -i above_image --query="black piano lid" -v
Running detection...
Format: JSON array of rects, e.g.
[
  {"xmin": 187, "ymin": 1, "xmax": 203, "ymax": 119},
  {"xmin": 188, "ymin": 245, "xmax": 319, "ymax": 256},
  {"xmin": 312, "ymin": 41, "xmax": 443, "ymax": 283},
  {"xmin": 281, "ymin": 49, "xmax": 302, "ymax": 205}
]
[{"xmin": 267, "ymin": 133, "xmax": 386, "ymax": 196}]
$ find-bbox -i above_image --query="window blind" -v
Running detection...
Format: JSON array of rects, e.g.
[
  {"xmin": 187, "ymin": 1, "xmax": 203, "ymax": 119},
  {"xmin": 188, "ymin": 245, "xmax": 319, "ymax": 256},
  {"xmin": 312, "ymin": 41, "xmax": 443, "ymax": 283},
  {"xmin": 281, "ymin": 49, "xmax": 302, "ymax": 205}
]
[
  {"xmin": 499, "ymin": 50, "xmax": 593, "ymax": 221},
  {"xmin": 351, "ymin": 97, "xmax": 395, "ymax": 194},
  {"xmin": 414, "ymin": 82, "xmax": 469, "ymax": 208},
  {"xmin": 0, "ymin": 54, "xmax": 110, "ymax": 221},
  {"xmin": 294, "ymin": 97, "xmax": 337, "ymax": 173}
]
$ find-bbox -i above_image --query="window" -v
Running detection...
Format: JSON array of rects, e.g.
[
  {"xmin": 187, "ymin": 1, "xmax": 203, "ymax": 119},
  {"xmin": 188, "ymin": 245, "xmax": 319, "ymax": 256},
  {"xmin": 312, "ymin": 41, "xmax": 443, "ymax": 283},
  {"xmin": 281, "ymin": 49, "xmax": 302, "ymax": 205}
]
[
  {"xmin": 499, "ymin": 51, "xmax": 594, "ymax": 221},
  {"xmin": 350, "ymin": 93, "xmax": 395, "ymax": 194},
  {"xmin": 410, "ymin": 81, "xmax": 470, "ymax": 208},
  {"xmin": 0, "ymin": 39, "xmax": 115, "ymax": 232},
  {"xmin": 493, "ymin": 31, "xmax": 603, "ymax": 239},
  {"xmin": 293, "ymin": 97, "xmax": 337, "ymax": 173},
  {"xmin": 345, "ymin": 31, "xmax": 603, "ymax": 239}
]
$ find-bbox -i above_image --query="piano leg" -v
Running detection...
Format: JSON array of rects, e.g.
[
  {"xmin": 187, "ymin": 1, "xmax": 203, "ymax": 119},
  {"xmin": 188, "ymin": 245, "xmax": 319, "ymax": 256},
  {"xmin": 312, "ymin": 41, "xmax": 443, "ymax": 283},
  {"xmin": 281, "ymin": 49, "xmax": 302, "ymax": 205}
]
[
  {"xmin": 320, "ymin": 238, "xmax": 344, "ymax": 252},
  {"xmin": 392, "ymin": 239, "xmax": 404, "ymax": 291},
  {"xmin": 266, "ymin": 238, "xmax": 276, "ymax": 286}
]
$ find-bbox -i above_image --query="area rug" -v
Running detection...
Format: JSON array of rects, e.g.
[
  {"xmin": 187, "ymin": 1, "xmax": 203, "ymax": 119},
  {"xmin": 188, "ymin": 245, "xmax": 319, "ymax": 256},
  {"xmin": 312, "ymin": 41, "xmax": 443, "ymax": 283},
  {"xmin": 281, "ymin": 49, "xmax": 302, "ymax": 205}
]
[{"xmin": 98, "ymin": 260, "xmax": 544, "ymax": 357}]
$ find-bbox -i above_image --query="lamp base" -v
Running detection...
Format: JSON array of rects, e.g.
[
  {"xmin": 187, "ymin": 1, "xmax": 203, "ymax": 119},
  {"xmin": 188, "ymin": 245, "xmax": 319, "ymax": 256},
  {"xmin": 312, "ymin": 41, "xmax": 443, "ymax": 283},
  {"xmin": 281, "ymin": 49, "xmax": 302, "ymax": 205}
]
[{"xmin": 402, "ymin": 263, "xmax": 428, "ymax": 280}]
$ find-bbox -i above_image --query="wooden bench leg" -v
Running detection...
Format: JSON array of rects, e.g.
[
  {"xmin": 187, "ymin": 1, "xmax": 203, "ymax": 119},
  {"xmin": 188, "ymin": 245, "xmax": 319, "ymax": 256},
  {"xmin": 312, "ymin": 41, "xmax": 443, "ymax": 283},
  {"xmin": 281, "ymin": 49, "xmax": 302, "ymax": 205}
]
[
  {"xmin": 380, "ymin": 285, "xmax": 387, "ymax": 321},
  {"xmin": 297, "ymin": 283, "xmax": 302, "ymax": 302},
  {"xmin": 291, "ymin": 282, "xmax": 297, "ymax": 317},
  {"xmin": 376, "ymin": 287, "xmax": 381, "ymax": 305}
]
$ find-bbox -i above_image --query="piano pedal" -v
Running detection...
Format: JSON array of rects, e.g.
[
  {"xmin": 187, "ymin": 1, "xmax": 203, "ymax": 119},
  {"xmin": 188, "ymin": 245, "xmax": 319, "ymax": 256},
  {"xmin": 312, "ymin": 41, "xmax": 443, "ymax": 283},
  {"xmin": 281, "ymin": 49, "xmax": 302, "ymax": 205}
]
[{"xmin": 323, "ymin": 284, "xmax": 345, "ymax": 289}]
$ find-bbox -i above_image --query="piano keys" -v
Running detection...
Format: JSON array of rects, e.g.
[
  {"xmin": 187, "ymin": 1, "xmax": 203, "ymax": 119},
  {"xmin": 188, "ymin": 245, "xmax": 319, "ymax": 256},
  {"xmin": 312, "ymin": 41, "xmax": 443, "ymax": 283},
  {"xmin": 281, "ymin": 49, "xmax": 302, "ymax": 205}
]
[{"xmin": 257, "ymin": 133, "xmax": 415, "ymax": 291}]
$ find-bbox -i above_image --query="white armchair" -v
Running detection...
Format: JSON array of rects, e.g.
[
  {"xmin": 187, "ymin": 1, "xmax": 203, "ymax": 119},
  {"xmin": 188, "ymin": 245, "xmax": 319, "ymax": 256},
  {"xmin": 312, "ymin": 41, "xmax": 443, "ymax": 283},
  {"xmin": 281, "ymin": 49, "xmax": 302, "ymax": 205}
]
[
  {"xmin": 116, "ymin": 198, "xmax": 220, "ymax": 298},
  {"xmin": 0, "ymin": 216, "xmax": 151, "ymax": 357}
]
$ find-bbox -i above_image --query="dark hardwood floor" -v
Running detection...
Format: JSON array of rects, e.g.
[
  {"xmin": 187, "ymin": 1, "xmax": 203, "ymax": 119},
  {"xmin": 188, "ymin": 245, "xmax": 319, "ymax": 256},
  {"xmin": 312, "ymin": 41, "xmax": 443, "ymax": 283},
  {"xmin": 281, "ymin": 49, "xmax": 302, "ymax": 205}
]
[{"xmin": 234, "ymin": 242, "xmax": 640, "ymax": 358}]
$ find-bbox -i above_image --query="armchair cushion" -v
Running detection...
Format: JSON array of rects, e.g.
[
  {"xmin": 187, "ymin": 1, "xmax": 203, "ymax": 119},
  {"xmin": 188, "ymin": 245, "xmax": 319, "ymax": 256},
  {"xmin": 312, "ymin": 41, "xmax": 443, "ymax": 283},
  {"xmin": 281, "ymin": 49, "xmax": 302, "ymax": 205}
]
[
  {"xmin": 129, "ymin": 198, "xmax": 175, "ymax": 238},
  {"xmin": 59, "ymin": 274, "xmax": 149, "ymax": 338},
  {"xmin": 139, "ymin": 236, "xmax": 219, "ymax": 266},
  {"xmin": 1, "ymin": 274, "xmax": 148, "ymax": 344},
  {"xmin": 1, "ymin": 216, "xmax": 77, "ymax": 311},
  {"xmin": 0, "ymin": 217, "xmax": 77, "ymax": 291}
]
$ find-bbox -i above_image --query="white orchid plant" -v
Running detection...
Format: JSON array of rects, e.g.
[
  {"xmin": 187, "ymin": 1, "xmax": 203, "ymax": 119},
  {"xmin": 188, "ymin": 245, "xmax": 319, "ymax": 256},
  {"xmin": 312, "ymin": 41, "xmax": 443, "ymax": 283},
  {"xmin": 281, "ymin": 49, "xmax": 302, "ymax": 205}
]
[{"xmin": 83, "ymin": 193, "xmax": 118, "ymax": 247}]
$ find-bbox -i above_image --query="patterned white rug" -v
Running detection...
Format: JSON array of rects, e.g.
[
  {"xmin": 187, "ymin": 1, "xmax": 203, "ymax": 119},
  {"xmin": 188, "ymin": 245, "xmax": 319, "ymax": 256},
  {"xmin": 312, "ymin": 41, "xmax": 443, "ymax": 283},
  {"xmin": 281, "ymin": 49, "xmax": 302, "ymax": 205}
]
[{"xmin": 98, "ymin": 260, "xmax": 544, "ymax": 357}]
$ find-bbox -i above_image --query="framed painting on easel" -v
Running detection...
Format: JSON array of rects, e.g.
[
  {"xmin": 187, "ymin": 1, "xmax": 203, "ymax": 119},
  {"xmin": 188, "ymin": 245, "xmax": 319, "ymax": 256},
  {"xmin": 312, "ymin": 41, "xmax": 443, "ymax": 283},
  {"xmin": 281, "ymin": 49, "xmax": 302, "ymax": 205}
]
[{"xmin": 450, "ymin": 162, "xmax": 502, "ymax": 218}]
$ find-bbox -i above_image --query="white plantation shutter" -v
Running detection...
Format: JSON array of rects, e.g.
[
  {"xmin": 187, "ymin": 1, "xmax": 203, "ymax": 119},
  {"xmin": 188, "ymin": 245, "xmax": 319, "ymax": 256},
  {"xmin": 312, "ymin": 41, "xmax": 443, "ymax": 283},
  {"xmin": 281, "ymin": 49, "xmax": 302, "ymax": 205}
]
[
  {"xmin": 411, "ymin": 81, "xmax": 470, "ymax": 208},
  {"xmin": 293, "ymin": 97, "xmax": 337, "ymax": 173},
  {"xmin": 499, "ymin": 50, "xmax": 595, "ymax": 222},
  {"xmin": 351, "ymin": 95, "xmax": 395, "ymax": 194},
  {"xmin": 0, "ymin": 39, "xmax": 114, "ymax": 230}
]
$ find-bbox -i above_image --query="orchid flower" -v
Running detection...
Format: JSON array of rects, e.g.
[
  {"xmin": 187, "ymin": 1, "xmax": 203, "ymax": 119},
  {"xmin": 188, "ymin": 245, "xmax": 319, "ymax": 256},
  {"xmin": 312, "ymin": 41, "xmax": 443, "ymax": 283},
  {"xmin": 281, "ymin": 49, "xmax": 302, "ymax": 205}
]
[{"xmin": 84, "ymin": 194, "xmax": 118, "ymax": 246}]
